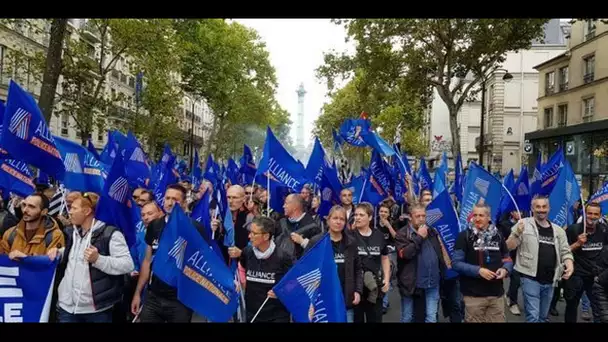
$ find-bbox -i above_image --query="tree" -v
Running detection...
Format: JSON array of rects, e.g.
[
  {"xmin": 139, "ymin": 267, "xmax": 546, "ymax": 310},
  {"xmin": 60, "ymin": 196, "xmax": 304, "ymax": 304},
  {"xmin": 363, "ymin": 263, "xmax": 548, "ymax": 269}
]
[
  {"xmin": 38, "ymin": 19, "xmax": 68, "ymax": 123},
  {"xmin": 175, "ymin": 19, "xmax": 289, "ymax": 160},
  {"xmin": 318, "ymin": 19, "xmax": 549, "ymax": 159}
]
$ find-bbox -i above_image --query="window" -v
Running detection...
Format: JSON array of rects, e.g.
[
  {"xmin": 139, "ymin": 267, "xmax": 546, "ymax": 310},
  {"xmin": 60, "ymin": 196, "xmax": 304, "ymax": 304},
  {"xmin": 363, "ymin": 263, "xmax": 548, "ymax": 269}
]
[
  {"xmin": 61, "ymin": 114, "xmax": 69, "ymax": 136},
  {"xmin": 557, "ymin": 104, "xmax": 568, "ymax": 127},
  {"xmin": 584, "ymin": 20, "xmax": 596, "ymax": 41},
  {"xmin": 111, "ymin": 70, "xmax": 120, "ymax": 79},
  {"xmin": 488, "ymin": 84, "xmax": 495, "ymax": 111},
  {"xmin": 558, "ymin": 67, "xmax": 568, "ymax": 91},
  {"xmin": 128, "ymin": 76, "xmax": 135, "ymax": 88},
  {"xmin": 110, "ymin": 88, "xmax": 116, "ymax": 100},
  {"xmin": 584, "ymin": 55, "xmax": 595, "ymax": 84},
  {"xmin": 583, "ymin": 97, "xmax": 595, "ymax": 122},
  {"xmin": 544, "ymin": 107, "xmax": 554, "ymax": 128},
  {"xmin": 545, "ymin": 71, "xmax": 555, "ymax": 95},
  {"xmin": 120, "ymin": 73, "xmax": 127, "ymax": 84},
  {"xmin": 97, "ymin": 131, "xmax": 103, "ymax": 142}
]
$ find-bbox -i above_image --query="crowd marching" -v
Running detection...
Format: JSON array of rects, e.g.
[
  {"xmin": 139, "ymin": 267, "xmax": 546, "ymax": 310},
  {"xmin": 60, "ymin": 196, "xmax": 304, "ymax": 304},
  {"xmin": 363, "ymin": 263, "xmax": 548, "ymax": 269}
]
[{"xmin": 0, "ymin": 80, "xmax": 608, "ymax": 324}]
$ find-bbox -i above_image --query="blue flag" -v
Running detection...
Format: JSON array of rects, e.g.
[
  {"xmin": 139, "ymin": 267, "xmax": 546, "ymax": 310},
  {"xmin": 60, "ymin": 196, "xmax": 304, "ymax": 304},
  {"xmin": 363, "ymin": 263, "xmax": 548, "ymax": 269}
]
[
  {"xmin": 95, "ymin": 153, "xmax": 136, "ymax": 248},
  {"xmin": 458, "ymin": 163, "xmax": 503, "ymax": 231},
  {"xmin": 530, "ymin": 152, "xmax": 542, "ymax": 198},
  {"xmin": 425, "ymin": 190, "xmax": 459, "ymax": 279},
  {"xmin": 306, "ymin": 138, "xmax": 327, "ymax": 189},
  {"xmin": 35, "ymin": 169, "xmax": 50, "ymax": 186},
  {"xmin": 191, "ymin": 150, "xmax": 202, "ymax": 189},
  {"xmin": 540, "ymin": 147, "xmax": 564, "ymax": 196},
  {"xmin": 339, "ymin": 118, "xmax": 370, "ymax": 147},
  {"xmin": 2, "ymin": 80, "xmax": 65, "ymax": 179},
  {"xmin": 0, "ymin": 101, "xmax": 13, "ymax": 159},
  {"xmin": 432, "ymin": 169, "xmax": 446, "ymax": 199},
  {"xmin": 123, "ymin": 131, "xmax": 150, "ymax": 188},
  {"xmin": 128, "ymin": 198, "xmax": 147, "ymax": 272},
  {"xmin": 154, "ymin": 159, "xmax": 178, "ymax": 211},
  {"xmin": 0, "ymin": 255, "xmax": 58, "ymax": 322},
  {"xmin": 503, "ymin": 169, "xmax": 515, "ymax": 191},
  {"xmin": 590, "ymin": 182, "xmax": 608, "ymax": 215},
  {"xmin": 549, "ymin": 160, "xmax": 580, "ymax": 228},
  {"xmin": 0, "ymin": 159, "xmax": 35, "ymax": 198},
  {"xmin": 361, "ymin": 130, "xmax": 396, "ymax": 156},
  {"xmin": 317, "ymin": 161, "xmax": 343, "ymax": 218},
  {"xmin": 452, "ymin": 153, "xmax": 464, "ymax": 203},
  {"xmin": 417, "ymin": 158, "xmax": 433, "ymax": 194},
  {"xmin": 226, "ymin": 158, "xmax": 240, "ymax": 186},
  {"xmin": 99, "ymin": 131, "xmax": 117, "ymax": 166},
  {"xmin": 273, "ymin": 233, "xmax": 346, "ymax": 322},
  {"xmin": 174, "ymin": 205, "xmax": 239, "ymax": 322},
  {"xmin": 256, "ymin": 126, "xmax": 307, "ymax": 193},
  {"xmin": 55, "ymin": 136, "xmax": 106, "ymax": 193},
  {"xmin": 239, "ymin": 144, "xmax": 257, "ymax": 186},
  {"xmin": 369, "ymin": 150, "xmax": 393, "ymax": 196},
  {"xmin": 87, "ymin": 139, "xmax": 101, "ymax": 161}
]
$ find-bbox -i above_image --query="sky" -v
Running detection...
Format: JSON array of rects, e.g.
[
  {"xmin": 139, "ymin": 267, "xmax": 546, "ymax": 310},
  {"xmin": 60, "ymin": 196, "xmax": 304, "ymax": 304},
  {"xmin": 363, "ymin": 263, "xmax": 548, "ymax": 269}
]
[{"xmin": 235, "ymin": 19, "xmax": 354, "ymax": 148}]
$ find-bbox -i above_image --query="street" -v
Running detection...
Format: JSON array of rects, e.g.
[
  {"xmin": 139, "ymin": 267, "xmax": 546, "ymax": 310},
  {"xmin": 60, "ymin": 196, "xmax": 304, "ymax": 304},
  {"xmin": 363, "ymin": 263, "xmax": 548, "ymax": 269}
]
[{"xmin": 381, "ymin": 278, "xmax": 590, "ymax": 323}]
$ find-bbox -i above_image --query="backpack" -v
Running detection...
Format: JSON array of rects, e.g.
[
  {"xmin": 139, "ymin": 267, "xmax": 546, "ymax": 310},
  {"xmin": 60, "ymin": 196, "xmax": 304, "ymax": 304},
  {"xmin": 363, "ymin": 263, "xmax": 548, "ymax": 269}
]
[{"xmin": 7, "ymin": 228, "xmax": 54, "ymax": 249}]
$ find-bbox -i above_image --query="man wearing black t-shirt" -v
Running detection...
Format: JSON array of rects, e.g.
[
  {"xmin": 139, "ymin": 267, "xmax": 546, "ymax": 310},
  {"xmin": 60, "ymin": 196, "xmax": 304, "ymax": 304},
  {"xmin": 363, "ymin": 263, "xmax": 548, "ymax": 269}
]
[
  {"xmin": 506, "ymin": 195, "xmax": 574, "ymax": 323},
  {"xmin": 564, "ymin": 202, "xmax": 608, "ymax": 323},
  {"xmin": 229, "ymin": 216, "xmax": 293, "ymax": 322},
  {"xmin": 453, "ymin": 203, "xmax": 513, "ymax": 322},
  {"xmin": 131, "ymin": 184, "xmax": 213, "ymax": 323}
]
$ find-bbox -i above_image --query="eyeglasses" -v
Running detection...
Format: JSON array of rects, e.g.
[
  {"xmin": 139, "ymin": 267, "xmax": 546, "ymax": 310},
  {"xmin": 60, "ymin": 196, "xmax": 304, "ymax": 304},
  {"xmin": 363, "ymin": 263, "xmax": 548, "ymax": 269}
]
[{"xmin": 81, "ymin": 192, "xmax": 94, "ymax": 206}]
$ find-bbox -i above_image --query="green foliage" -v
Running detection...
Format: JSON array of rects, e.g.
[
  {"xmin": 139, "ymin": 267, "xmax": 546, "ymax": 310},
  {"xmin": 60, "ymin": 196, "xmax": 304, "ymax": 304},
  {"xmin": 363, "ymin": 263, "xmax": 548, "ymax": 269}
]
[
  {"xmin": 318, "ymin": 18, "xmax": 550, "ymax": 158},
  {"xmin": 175, "ymin": 19, "xmax": 292, "ymax": 160}
]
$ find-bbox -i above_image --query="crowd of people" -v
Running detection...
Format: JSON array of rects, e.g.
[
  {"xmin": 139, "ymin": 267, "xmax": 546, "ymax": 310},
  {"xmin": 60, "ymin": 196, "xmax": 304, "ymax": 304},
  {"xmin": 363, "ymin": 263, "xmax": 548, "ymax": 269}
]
[{"xmin": 1, "ymin": 179, "xmax": 608, "ymax": 323}]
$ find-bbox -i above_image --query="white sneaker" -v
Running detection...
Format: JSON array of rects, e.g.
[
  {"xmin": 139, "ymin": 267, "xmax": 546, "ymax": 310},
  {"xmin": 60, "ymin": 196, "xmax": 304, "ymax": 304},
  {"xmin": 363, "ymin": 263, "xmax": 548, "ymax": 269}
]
[{"xmin": 509, "ymin": 304, "xmax": 521, "ymax": 316}]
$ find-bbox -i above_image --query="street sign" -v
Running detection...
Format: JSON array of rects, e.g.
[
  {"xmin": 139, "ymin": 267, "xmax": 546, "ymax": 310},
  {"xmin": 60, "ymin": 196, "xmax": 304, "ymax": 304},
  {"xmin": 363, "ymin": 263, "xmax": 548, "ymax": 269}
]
[
  {"xmin": 566, "ymin": 141, "xmax": 575, "ymax": 155},
  {"xmin": 523, "ymin": 142, "xmax": 533, "ymax": 154}
]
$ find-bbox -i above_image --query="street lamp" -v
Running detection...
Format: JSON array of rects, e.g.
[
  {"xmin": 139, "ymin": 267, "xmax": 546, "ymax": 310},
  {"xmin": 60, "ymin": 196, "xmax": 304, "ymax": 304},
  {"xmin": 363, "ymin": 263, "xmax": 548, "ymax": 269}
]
[{"xmin": 479, "ymin": 68, "xmax": 513, "ymax": 169}]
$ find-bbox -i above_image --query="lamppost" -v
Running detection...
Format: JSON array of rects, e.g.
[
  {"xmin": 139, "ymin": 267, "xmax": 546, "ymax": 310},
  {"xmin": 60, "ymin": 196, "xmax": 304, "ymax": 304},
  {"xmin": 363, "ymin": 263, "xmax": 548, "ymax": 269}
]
[{"xmin": 479, "ymin": 68, "xmax": 513, "ymax": 169}]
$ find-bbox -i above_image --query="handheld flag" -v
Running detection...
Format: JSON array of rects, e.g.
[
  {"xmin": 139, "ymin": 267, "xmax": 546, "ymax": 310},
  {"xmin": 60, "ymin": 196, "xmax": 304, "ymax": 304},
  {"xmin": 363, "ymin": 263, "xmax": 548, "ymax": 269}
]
[
  {"xmin": 426, "ymin": 190, "xmax": 459, "ymax": 279},
  {"xmin": 2, "ymin": 80, "xmax": 65, "ymax": 179},
  {"xmin": 0, "ymin": 159, "xmax": 35, "ymax": 198},
  {"xmin": 55, "ymin": 136, "xmax": 106, "ymax": 193},
  {"xmin": 0, "ymin": 255, "xmax": 59, "ymax": 322},
  {"xmin": 273, "ymin": 234, "xmax": 346, "ymax": 322},
  {"xmin": 458, "ymin": 163, "xmax": 503, "ymax": 231},
  {"xmin": 548, "ymin": 160, "xmax": 580, "ymax": 228}
]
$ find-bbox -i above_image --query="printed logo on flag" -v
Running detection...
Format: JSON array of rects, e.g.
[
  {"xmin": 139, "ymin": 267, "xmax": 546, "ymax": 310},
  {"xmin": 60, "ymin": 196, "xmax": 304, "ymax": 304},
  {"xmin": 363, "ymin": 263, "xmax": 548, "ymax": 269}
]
[
  {"xmin": 322, "ymin": 187, "xmax": 333, "ymax": 201},
  {"xmin": 474, "ymin": 177, "xmax": 490, "ymax": 197},
  {"xmin": 0, "ymin": 264, "xmax": 23, "ymax": 322},
  {"xmin": 110, "ymin": 149, "xmax": 116, "ymax": 159},
  {"xmin": 130, "ymin": 147, "xmax": 146, "ymax": 163},
  {"xmin": 168, "ymin": 236, "xmax": 187, "ymax": 270},
  {"xmin": 108, "ymin": 177, "xmax": 129, "ymax": 203},
  {"xmin": 426, "ymin": 208, "xmax": 444, "ymax": 226},
  {"xmin": 517, "ymin": 182, "xmax": 529, "ymax": 196},
  {"xmin": 8, "ymin": 108, "xmax": 31, "ymax": 141},
  {"xmin": 296, "ymin": 268, "xmax": 322, "ymax": 322},
  {"xmin": 64, "ymin": 153, "xmax": 83, "ymax": 174}
]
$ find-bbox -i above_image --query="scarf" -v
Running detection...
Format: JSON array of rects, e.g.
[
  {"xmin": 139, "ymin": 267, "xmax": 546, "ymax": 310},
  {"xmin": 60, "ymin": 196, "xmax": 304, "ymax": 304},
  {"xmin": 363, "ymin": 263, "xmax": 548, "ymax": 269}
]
[
  {"xmin": 253, "ymin": 240, "xmax": 276, "ymax": 260},
  {"xmin": 471, "ymin": 224, "xmax": 498, "ymax": 246}
]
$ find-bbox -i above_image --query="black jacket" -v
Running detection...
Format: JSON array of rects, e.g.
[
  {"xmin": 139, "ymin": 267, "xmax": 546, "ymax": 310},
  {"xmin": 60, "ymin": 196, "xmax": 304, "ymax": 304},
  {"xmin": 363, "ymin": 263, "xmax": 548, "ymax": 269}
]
[
  {"xmin": 276, "ymin": 213, "xmax": 320, "ymax": 259},
  {"xmin": 0, "ymin": 209, "xmax": 18, "ymax": 238},
  {"xmin": 394, "ymin": 225, "xmax": 450, "ymax": 297},
  {"xmin": 305, "ymin": 231, "xmax": 363, "ymax": 309}
]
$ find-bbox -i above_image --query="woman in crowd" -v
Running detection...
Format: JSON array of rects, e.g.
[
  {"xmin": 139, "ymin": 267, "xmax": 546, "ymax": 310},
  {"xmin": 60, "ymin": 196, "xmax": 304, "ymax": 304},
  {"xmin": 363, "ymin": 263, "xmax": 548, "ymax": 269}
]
[
  {"xmin": 301, "ymin": 205, "xmax": 363, "ymax": 322},
  {"xmin": 352, "ymin": 202, "xmax": 391, "ymax": 322}
]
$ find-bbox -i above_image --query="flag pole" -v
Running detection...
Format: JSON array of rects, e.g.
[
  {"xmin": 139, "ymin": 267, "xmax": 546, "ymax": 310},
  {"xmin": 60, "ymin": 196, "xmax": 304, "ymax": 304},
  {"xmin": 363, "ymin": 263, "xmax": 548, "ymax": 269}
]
[
  {"xmin": 358, "ymin": 178, "xmax": 367, "ymax": 204},
  {"xmin": 250, "ymin": 296, "xmax": 270, "ymax": 323},
  {"xmin": 266, "ymin": 174, "xmax": 270, "ymax": 218},
  {"xmin": 581, "ymin": 191, "xmax": 587, "ymax": 234},
  {"xmin": 500, "ymin": 183, "xmax": 521, "ymax": 221}
]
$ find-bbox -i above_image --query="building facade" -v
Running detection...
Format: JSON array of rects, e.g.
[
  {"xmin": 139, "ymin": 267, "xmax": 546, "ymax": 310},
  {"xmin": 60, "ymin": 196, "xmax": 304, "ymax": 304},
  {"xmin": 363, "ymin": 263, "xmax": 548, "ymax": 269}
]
[
  {"xmin": 0, "ymin": 18, "xmax": 212, "ymax": 164},
  {"xmin": 526, "ymin": 19, "xmax": 608, "ymax": 198},
  {"xmin": 479, "ymin": 19, "xmax": 568, "ymax": 176}
]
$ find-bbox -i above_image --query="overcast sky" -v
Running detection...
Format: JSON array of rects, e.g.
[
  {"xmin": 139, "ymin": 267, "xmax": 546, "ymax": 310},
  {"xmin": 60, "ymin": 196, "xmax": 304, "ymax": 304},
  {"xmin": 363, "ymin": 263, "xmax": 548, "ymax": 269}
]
[{"xmin": 235, "ymin": 19, "xmax": 353, "ymax": 147}]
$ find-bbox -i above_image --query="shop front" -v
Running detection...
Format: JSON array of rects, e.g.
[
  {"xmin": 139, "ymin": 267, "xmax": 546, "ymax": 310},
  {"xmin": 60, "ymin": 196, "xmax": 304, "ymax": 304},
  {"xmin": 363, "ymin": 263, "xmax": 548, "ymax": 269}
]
[{"xmin": 525, "ymin": 119, "xmax": 608, "ymax": 199}]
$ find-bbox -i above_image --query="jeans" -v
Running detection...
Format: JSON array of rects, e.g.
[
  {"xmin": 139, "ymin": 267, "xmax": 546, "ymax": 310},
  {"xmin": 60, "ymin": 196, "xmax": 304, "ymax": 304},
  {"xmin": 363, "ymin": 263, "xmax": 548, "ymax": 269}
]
[
  {"xmin": 507, "ymin": 270, "xmax": 521, "ymax": 306},
  {"xmin": 521, "ymin": 276, "xmax": 555, "ymax": 322},
  {"xmin": 57, "ymin": 307, "xmax": 113, "ymax": 323},
  {"xmin": 346, "ymin": 309, "xmax": 354, "ymax": 323},
  {"xmin": 382, "ymin": 252, "xmax": 398, "ymax": 310},
  {"xmin": 400, "ymin": 286, "xmax": 440, "ymax": 323},
  {"xmin": 563, "ymin": 275, "xmax": 600, "ymax": 323},
  {"xmin": 138, "ymin": 291, "xmax": 193, "ymax": 323},
  {"xmin": 581, "ymin": 292, "xmax": 591, "ymax": 312}
]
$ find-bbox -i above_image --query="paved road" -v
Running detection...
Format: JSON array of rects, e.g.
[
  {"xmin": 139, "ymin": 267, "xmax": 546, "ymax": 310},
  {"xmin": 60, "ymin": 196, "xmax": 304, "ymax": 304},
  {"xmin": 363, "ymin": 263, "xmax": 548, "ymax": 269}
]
[
  {"xmin": 192, "ymin": 278, "xmax": 592, "ymax": 323},
  {"xmin": 381, "ymin": 277, "xmax": 590, "ymax": 323}
]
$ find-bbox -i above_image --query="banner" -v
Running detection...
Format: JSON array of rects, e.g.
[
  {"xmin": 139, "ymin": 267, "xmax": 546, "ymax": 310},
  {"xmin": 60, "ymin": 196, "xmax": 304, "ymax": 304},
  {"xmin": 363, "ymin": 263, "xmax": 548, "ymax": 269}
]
[{"xmin": 0, "ymin": 255, "xmax": 58, "ymax": 323}]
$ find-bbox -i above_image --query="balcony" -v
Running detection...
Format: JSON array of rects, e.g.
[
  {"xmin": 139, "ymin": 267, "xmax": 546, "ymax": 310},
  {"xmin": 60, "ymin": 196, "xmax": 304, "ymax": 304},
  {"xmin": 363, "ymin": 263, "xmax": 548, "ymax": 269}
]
[
  {"xmin": 109, "ymin": 105, "xmax": 136, "ymax": 119},
  {"xmin": 585, "ymin": 31, "xmax": 596, "ymax": 41},
  {"xmin": 584, "ymin": 73, "xmax": 595, "ymax": 84},
  {"xmin": 559, "ymin": 82, "xmax": 568, "ymax": 92},
  {"xmin": 81, "ymin": 21, "xmax": 100, "ymax": 43},
  {"xmin": 545, "ymin": 86, "xmax": 555, "ymax": 96}
]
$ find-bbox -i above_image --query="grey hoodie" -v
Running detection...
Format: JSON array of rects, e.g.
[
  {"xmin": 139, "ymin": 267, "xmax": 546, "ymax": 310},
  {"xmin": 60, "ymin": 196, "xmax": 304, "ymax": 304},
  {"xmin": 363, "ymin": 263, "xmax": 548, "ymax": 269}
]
[{"xmin": 57, "ymin": 219, "xmax": 134, "ymax": 314}]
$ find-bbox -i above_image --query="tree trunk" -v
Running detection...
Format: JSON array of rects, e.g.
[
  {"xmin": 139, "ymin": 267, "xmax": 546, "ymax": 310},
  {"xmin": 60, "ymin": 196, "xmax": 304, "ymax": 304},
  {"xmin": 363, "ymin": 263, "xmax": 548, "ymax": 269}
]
[
  {"xmin": 39, "ymin": 19, "xmax": 68, "ymax": 123},
  {"xmin": 448, "ymin": 106, "xmax": 461, "ymax": 163}
]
